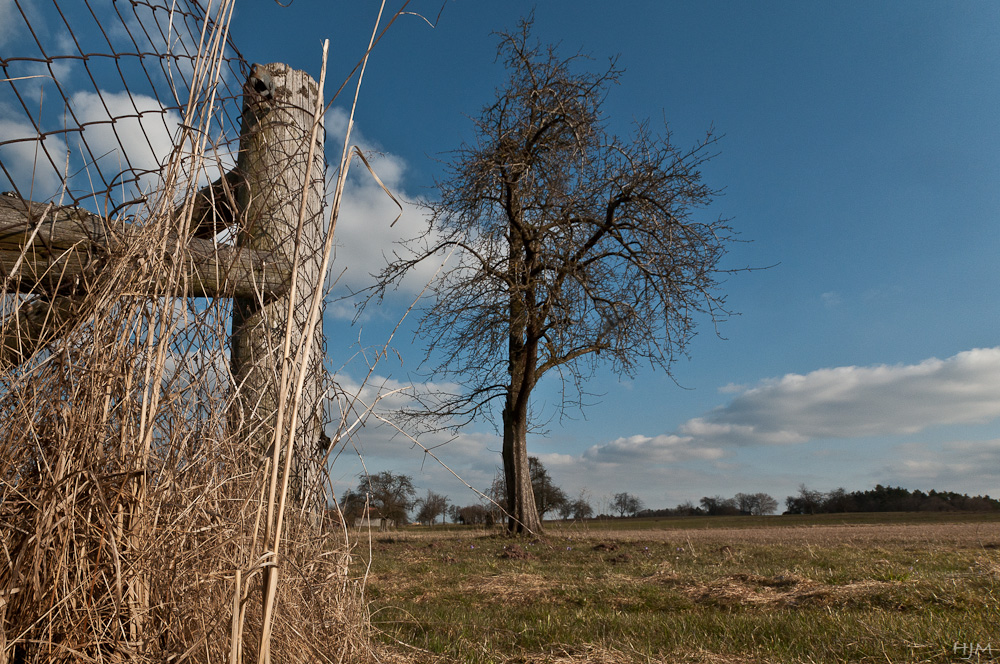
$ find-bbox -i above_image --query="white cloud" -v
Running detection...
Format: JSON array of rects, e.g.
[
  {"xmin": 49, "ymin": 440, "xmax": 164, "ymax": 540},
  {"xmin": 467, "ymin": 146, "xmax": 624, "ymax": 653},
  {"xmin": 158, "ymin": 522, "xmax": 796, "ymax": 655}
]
[
  {"xmin": 332, "ymin": 371, "xmax": 464, "ymax": 422},
  {"xmin": 324, "ymin": 366, "xmax": 509, "ymax": 503},
  {"xmin": 571, "ymin": 348, "xmax": 1000, "ymax": 493},
  {"xmin": 708, "ymin": 347, "xmax": 1000, "ymax": 442},
  {"xmin": 0, "ymin": 115, "xmax": 69, "ymax": 198},
  {"xmin": 324, "ymin": 107, "xmax": 445, "ymax": 318},
  {"xmin": 582, "ymin": 433, "xmax": 723, "ymax": 464},
  {"xmin": 0, "ymin": 0, "xmax": 16, "ymax": 48},
  {"xmin": 676, "ymin": 417, "xmax": 807, "ymax": 446},
  {"xmin": 328, "ymin": 402, "xmax": 502, "ymax": 504},
  {"xmin": 821, "ymin": 291, "xmax": 841, "ymax": 308},
  {"xmin": 886, "ymin": 439, "xmax": 1000, "ymax": 489},
  {"xmin": 862, "ymin": 284, "xmax": 902, "ymax": 302},
  {"xmin": 328, "ymin": 348, "xmax": 1000, "ymax": 508},
  {"xmin": 70, "ymin": 90, "xmax": 182, "ymax": 197}
]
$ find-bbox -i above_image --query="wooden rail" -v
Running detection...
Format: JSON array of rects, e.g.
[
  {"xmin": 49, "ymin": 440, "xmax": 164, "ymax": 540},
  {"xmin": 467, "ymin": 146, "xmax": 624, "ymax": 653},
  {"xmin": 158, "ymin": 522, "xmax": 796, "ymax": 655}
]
[{"xmin": 0, "ymin": 195, "xmax": 289, "ymax": 300}]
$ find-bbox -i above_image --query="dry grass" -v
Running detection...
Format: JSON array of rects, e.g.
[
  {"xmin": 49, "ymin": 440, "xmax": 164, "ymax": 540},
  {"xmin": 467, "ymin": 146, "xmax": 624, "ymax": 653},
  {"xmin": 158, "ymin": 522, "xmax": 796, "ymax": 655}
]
[
  {"xmin": 0, "ymin": 1, "xmax": 411, "ymax": 661},
  {"xmin": 554, "ymin": 519, "xmax": 1000, "ymax": 546},
  {"xmin": 363, "ymin": 519, "xmax": 1000, "ymax": 663}
]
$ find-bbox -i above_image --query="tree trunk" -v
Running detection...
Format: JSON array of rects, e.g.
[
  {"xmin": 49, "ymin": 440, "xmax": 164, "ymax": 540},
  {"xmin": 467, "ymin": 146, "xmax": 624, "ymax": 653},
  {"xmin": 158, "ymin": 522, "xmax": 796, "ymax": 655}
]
[
  {"xmin": 502, "ymin": 327, "xmax": 543, "ymax": 534},
  {"xmin": 502, "ymin": 204, "xmax": 544, "ymax": 535},
  {"xmin": 501, "ymin": 394, "xmax": 543, "ymax": 534}
]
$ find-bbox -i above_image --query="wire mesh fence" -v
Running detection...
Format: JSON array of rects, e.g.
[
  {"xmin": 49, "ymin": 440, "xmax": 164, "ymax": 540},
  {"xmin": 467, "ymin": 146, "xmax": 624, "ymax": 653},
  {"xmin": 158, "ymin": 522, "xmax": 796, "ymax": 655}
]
[
  {"xmin": 0, "ymin": 1, "xmax": 364, "ymax": 661},
  {"xmin": 0, "ymin": 0, "xmax": 245, "ymax": 208}
]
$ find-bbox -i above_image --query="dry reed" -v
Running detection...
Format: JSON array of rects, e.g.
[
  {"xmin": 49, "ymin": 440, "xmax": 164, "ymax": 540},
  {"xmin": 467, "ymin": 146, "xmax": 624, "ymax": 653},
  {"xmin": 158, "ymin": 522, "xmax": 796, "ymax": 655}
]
[{"xmin": 0, "ymin": 0, "xmax": 418, "ymax": 661}]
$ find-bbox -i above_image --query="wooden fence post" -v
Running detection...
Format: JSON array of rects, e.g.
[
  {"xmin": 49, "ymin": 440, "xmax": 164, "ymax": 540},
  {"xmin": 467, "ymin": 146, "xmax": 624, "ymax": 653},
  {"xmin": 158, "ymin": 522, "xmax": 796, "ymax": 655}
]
[{"xmin": 230, "ymin": 63, "xmax": 326, "ymax": 510}]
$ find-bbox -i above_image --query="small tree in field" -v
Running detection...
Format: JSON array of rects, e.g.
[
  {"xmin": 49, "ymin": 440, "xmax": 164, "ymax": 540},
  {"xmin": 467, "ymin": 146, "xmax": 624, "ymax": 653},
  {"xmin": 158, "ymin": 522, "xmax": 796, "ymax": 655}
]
[
  {"xmin": 529, "ymin": 456, "xmax": 567, "ymax": 518},
  {"xmin": 785, "ymin": 484, "xmax": 826, "ymax": 515},
  {"xmin": 735, "ymin": 492, "xmax": 778, "ymax": 516},
  {"xmin": 571, "ymin": 497, "xmax": 594, "ymax": 520},
  {"xmin": 612, "ymin": 492, "xmax": 643, "ymax": 517},
  {"xmin": 415, "ymin": 490, "xmax": 449, "ymax": 524},
  {"xmin": 357, "ymin": 471, "xmax": 416, "ymax": 525},
  {"xmin": 374, "ymin": 18, "xmax": 737, "ymax": 534},
  {"xmin": 700, "ymin": 495, "xmax": 740, "ymax": 516},
  {"xmin": 756, "ymin": 493, "xmax": 779, "ymax": 515}
]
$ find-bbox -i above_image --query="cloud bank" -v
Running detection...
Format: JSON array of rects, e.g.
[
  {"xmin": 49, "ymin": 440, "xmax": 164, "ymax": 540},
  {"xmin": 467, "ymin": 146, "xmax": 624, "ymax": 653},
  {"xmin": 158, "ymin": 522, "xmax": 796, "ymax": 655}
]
[
  {"xmin": 329, "ymin": 347, "xmax": 1000, "ymax": 509},
  {"xmin": 705, "ymin": 347, "xmax": 1000, "ymax": 442},
  {"xmin": 70, "ymin": 90, "xmax": 182, "ymax": 194},
  {"xmin": 586, "ymin": 347, "xmax": 1000, "ymax": 465}
]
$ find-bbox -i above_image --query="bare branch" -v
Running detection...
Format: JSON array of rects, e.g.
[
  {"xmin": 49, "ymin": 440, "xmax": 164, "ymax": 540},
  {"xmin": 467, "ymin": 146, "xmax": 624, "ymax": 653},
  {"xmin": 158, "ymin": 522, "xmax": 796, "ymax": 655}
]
[{"xmin": 373, "ymin": 17, "xmax": 748, "ymax": 534}]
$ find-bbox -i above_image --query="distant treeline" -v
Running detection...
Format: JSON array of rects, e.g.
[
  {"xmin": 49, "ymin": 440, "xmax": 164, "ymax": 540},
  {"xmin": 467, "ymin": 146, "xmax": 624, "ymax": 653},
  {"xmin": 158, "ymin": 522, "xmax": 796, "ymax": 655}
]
[
  {"xmin": 636, "ymin": 492, "xmax": 778, "ymax": 518},
  {"xmin": 631, "ymin": 485, "xmax": 1000, "ymax": 519},
  {"xmin": 783, "ymin": 484, "xmax": 1000, "ymax": 514},
  {"xmin": 447, "ymin": 483, "xmax": 999, "ymax": 526}
]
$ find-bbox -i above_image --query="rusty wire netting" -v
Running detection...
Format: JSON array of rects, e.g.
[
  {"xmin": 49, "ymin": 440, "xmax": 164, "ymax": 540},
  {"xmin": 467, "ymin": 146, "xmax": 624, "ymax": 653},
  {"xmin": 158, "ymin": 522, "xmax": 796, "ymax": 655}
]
[{"xmin": 0, "ymin": 1, "xmax": 366, "ymax": 662}]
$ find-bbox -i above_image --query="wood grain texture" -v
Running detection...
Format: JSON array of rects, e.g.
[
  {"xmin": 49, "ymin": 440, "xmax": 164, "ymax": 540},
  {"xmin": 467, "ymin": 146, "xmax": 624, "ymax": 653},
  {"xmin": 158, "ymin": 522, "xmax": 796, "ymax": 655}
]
[{"xmin": 0, "ymin": 195, "xmax": 288, "ymax": 299}]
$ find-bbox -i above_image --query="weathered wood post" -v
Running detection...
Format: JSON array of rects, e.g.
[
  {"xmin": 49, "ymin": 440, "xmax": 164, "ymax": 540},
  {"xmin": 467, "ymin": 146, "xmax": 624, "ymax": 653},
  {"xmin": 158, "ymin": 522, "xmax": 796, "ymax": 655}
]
[{"xmin": 230, "ymin": 63, "xmax": 326, "ymax": 510}]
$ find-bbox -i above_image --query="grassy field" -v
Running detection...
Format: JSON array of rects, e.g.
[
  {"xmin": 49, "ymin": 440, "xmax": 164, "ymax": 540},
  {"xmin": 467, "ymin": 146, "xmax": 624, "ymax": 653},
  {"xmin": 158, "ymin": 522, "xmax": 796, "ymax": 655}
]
[{"xmin": 356, "ymin": 513, "xmax": 1000, "ymax": 663}]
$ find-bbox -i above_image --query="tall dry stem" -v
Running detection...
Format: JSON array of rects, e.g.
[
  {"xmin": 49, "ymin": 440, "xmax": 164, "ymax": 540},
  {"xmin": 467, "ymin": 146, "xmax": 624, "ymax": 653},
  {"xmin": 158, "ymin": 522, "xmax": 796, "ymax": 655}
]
[{"xmin": 0, "ymin": 1, "xmax": 399, "ymax": 662}]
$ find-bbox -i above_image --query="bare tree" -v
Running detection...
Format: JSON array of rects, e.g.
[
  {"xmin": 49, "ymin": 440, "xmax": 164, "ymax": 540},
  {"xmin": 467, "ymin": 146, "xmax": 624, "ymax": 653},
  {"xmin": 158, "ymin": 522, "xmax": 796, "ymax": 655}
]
[
  {"xmin": 484, "ymin": 469, "xmax": 509, "ymax": 526},
  {"xmin": 785, "ymin": 484, "xmax": 826, "ymax": 515},
  {"xmin": 529, "ymin": 456, "xmax": 567, "ymax": 519},
  {"xmin": 374, "ymin": 18, "xmax": 738, "ymax": 534},
  {"xmin": 358, "ymin": 471, "xmax": 416, "ymax": 525},
  {"xmin": 415, "ymin": 490, "xmax": 449, "ymax": 525},
  {"xmin": 700, "ymin": 495, "xmax": 740, "ymax": 516},
  {"xmin": 571, "ymin": 497, "xmax": 594, "ymax": 521},
  {"xmin": 450, "ymin": 504, "xmax": 489, "ymax": 524},
  {"xmin": 754, "ymin": 493, "xmax": 779, "ymax": 516},
  {"xmin": 612, "ymin": 492, "xmax": 644, "ymax": 517},
  {"xmin": 735, "ymin": 492, "xmax": 779, "ymax": 516}
]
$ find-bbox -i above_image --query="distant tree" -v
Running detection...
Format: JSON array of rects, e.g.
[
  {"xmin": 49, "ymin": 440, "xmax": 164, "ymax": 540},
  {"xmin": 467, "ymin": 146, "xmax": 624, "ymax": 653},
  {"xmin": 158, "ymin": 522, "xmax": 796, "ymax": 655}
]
[
  {"xmin": 415, "ymin": 490, "xmax": 449, "ymax": 525},
  {"xmin": 571, "ymin": 497, "xmax": 594, "ymax": 520},
  {"xmin": 371, "ymin": 18, "xmax": 738, "ymax": 534},
  {"xmin": 612, "ymin": 492, "xmax": 643, "ymax": 517},
  {"xmin": 700, "ymin": 495, "xmax": 739, "ymax": 516},
  {"xmin": 529, "ymin": 457, "xmax": 567, "ymax": 518},
  {"xmin": 458, "ymin": 504, "xmax": 489, "ymax": 524},
  {"xmin": 674, "ymin": 501, "xmax": 703, "ymax": 516},
  {"xmin": 784, "ymin": 484, "xmax": 826, "ymax": 515},
  {"xmin": 556, "ymin": 490, "xmax": 593, "ymax": 520},
  {"xmin": 822, "ymin": 487, "xmax": 855, "ymax": 513},
  {"xmin": 357, "ymin": 471, "xmax": 416, "ymax": 525},
  {"xmin": 735, "ymin": 493, "xmax": 755, "ymax": 515},
  {"xmin": 780, "ymin": 484, "xmax": 1000, "ymax": 515},
  {"xmin": 735, "ymin": 492, "xmax": 778, "ymax": 516},
  {"xmin": 339, "ymin": 488, "xmax": 367, "ymax": 522},
  {"xmin": 485, "ymin": 469, "xmax": 508, "ymax": 525},
  {"xmin": 754, "ymin": 493, "xmax": 778, "ymax": 516}
]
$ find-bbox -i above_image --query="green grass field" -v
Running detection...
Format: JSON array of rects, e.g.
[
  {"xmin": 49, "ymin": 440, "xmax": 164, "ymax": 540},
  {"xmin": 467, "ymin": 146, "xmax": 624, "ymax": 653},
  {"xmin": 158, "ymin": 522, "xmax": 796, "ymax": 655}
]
[{"xmin": 356, "ymin": 514, "xmax": 1000, "ymax": 663}]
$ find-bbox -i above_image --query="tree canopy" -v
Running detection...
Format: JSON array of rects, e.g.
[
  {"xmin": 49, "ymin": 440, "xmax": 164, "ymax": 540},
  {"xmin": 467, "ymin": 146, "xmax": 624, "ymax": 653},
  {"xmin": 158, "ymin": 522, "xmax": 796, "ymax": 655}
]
[
  {"xmin": 612, "ymin": 492, "xmax": 644, "ymax": 517},
  {"xmin": 415, "ymin": 490, "xmax": 449, "ymax": 524},
  {"xmin": 374, "ymin": 17, "xmax": 738, "ymax": 534},
  {"xmin": 342, "ymin": 471, "xmax": 416, "ymax": 525}
]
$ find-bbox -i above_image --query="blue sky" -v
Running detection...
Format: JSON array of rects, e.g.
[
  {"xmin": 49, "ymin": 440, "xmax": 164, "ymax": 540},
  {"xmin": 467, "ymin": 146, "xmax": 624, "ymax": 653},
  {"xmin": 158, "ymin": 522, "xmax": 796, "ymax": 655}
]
[
  {"xmin": 224, "ymin": 1, "xmax": 1000, "ymax": 513},
  {"xmin": 3, "ymin": 1, "xmax": 996, "ymax": 514}
]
